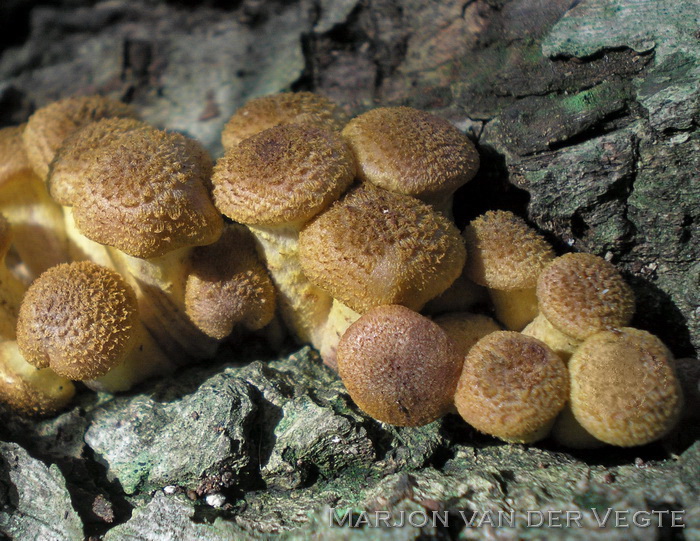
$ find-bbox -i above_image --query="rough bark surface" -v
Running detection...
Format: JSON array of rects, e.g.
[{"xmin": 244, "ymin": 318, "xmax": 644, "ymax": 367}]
[{"xmin": 0, "ymin": 0, "xmax": 698, "ymax": 539}]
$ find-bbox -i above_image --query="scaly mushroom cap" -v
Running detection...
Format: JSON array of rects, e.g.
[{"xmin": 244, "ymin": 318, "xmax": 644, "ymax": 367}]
[
  {"xmin": 537, "ymin": 253, "xmax": 635, "ymax": 341},
  {"xmin": 0, "ymin": 125, "xmax": 33, "ymax": 186},
  {"xmin": 185, "ymin": 224, "xmax": 277, "ymax": 339},
  {"xmin": 434, "ymin": 312, "xmax": 501, "ymax": 359},
  {"xmin": 337, "ymin": 305, "xmax": 463, "ymax": 426},
  {"xmin": 568, "ymin": 328, "xmax": 682, "ymax": 447},
  {"xmin": 49, "ymin": 118, "xmax": 223, "ymax": 258},
  {"xmin": 299, "ymin": 183, "xmax": 467, "ymax": 313},
  {"xmin": 17, "ymin": 261, "xmax": 139, "ymax": 380},
  {"xmin": 454, "ymin": 331, "xmax": 568, "ymax": 443},
  {"xmin": 221, "ymin": 91, "xmax": 348, "ymax": 149},
  {"xmin": 341, "ymin": 107, "xmax": 479, "ymax": 205},
  {"xmin": 23, "ymin": 95, "xmax": 137, "ymax": 179},
  {"xmin": 213, "ymin": 123, "xmax": 355, "ymax": 226},
  {"xmin": 463, "ymin": 210, "xmax": 555, "ymax": 290}
]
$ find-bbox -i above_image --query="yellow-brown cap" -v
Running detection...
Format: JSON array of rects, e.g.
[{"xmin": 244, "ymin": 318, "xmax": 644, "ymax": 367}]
[
  {"xmin": 17, "ymin": 261, "xmax": 140, "ymax": 380},
  {"xmin": 537, "ymin": 253, "xmax": 635, "ymax": 341},
  {"xmin": 48, "ymin": 118, "xmax": 223, "ymax": 258},
  {"xmin": 185, "ymin": 224, "xmax": 277, "ymax": 339},
  {"xmin": 0, "ymin": 125, "xmax": 34, "ymax": 188},
  {"xmin": 342, "ymin": 107, "xmax": 479, "ymax": 206},
  {"xmin": 0, "ymin": 341, "xmax": 75, "ymax": 416},
  {"xmin": 337, "ymin": 305, "xmax": 463, "ymax": 426},
  {"xmin": 299, "ymin": 183, "xmax": 466, "ymax": 313},
  {"xmin": 568, "ymin": 328, "xmax": 682, "ymax": 447},
  {"xmin": 213, "ymin": 123, "xmax": 355, "ymax": 227},
  {"xmin": 463, "ymin": 210, "xmax": 556, "ymax": 290},
  {"xmin": 22, "ymin": 95, "xmax": 137, "ymax": 179},
  {"xmin": 433, "ymin": 312, "xmax": 501, "ymax": 359},
  {"xmin": 221, "ymin": 91, "xmax": 348, "ymax": 149},
  {"xmin": 454, "ymin": 331, "xmax": 568, "ymax": 443}
]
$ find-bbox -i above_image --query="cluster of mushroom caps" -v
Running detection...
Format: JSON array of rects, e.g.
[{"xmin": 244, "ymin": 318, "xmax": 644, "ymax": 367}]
[{"xmin": 0, "ymin": 92, "xmax": 686, "ymax": 450}]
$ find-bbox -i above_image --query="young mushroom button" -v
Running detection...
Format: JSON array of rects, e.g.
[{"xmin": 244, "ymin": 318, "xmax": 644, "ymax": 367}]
[{"xmin": 337, "ymin": 305, "xmax": 463, "ymax": 427}]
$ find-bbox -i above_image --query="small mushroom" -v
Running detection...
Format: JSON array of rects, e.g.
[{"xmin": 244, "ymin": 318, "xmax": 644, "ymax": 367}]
[
  {"xmin": 16, "ymin": 261, "xmax": 172, "ymax": 392},
  {"xmin": 454, "ymin": 331, "xmax": 568, "ymax": 443},
  {"xmin": 221, "ymin": 91, "xmax": 348, "ymax": 149},
  {"xmin": 185, "ymin": 223, "xmax": 277, "ymax": 340},
  {"xmin": 23, "ymin": 95, "xmax": 137, "ymax": 180},
  {"xmin": 565, "ymin": 328, "xmax": 682, "ymax": 447},
  {"xmin": 337, "ymin": 305, "xmax": 463, "ymax": 426},
  {"xmin": 0, "ymin": 125, "xmax": 69, "ymax": 278},
  {"xmin": 523, "ymin": 252, "xmax": 635, "ymax": 360},
  {"xmin": 463, "ymin": 210, "xmax": 556, "ymax": 331},
  {"xmin": 212, "ymin": 123, "xmax": 355, "ymax": 346},
  {"xmin": 48, "ymin": 118, "xmax": 224, "ymax": 359},
  {"xmin": 342, "ymin": 106, "xmax": 479, "ymax": 215},
  {"xmin": 433, "ymin": 312, "xmax": 501, "ymax": 359}
]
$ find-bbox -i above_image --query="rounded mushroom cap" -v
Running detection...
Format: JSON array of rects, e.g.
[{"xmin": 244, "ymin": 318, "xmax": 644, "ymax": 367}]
[
  {"xmin": 433, "ymin": 312, "xmax": 501, "ymax": 359},
  {"xmin": 213, "ymin": 123, "xmax": 355, "ymax": 227},
  {"xmin": 299, "ymin": 183, "xmax": 467, "ymax": 313},
  {"xmin": 463, "ymin": 210, "xmax": 556, "ymax": 290},
  {"xmin": 537, "ymin": 253, "xmax": 635, "ymax": 340},
  {"xmin": 0, "ymin": 125, "xmax": 34, "ymax": 187},
  {"xmin": 337, "ymin": 305, "xmax": 463, "ymax": 426},
  {"xmin": 22, "ymin": 95, "xmax": 137, "ymax": 179},
  {"xmin": 221, "ymin": 91, "xmax": 348, "ymax": 149},
  {"xmin": 49, "ymin": 118, "xmax": 223, "ymax": 258},
  {"xmin": 454, "ymin": 331, "xmax": 568, "ymax": 443},
  {"xmin": 342, "ymin": 107, "xmax": 479, "ymax": 205},
  {"xmin": 568, "ymin": 328, "xmax": 682, "ymax": 447},
  {"xmin": 185, "ymin": 224, "xmax": 277, "ymax": 339},
  {"xmin": 17, "ymin": 261, "xmax": 140, "ymax": 380}
]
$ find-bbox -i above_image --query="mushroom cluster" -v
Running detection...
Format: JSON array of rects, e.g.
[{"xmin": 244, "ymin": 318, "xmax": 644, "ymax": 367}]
[{"xmin": 0, "ymin": 92, "xmax": 688, "ymax": 450}]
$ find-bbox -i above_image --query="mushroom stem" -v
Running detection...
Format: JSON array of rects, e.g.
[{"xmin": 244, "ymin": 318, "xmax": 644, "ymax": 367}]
[
  {"xmin": 318, "ymin": 299, "xmax": 360, "ymax": 370},
  {"xmin": 247, "ymin": 222, "xmax": 332, "ymax": 346},
  {"xmin": 522, "ymin": 313, "xmax": 581, "ymax": 362},
  {"xmin": 109, "ymin": 247, "xmax": 219, "ymax": 361},
  {"xmin": 63, "ymin": 206, "xmax": 118, "ymax": 269},
  {"xmin": 0, "ymin": 341, "xmax": 75, "ymax": 416},
  {"xmin": 488, "ymin": 287, "xmax": 539, "ymax": 331}
]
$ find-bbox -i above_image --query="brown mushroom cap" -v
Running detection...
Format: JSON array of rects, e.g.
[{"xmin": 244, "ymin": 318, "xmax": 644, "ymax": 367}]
[
  {"xmin": 434, "ymin": 312, "xmax": 501, "ymax": 359},
  {"xmin": 213, "ymin": 123, "xmax": 355, "ymax": 226},
  {"xmin": 342, "ymin": 107, "xmax": 479, "ymax": 205},
  {"xmin": 221, "ymin": 91, "xmax": 348, "ymax": 149},
  {"xmin": 185, "ymin": 224, "xmax": 277, "ymax": 339},
  {"xmin": 0, "ymin": 125, "xmax": 33, "ymax": 186},
  {"xmin": 23, "ymin": 95, "xmax": 137, "ymax": 179},
  {"xmin": 17, "ymin": 261, "xmax": 140, "ymax": 380},
  {"xmin": 337, "ymin": 305, "xmax": 463, "ymax": 426},
  {"xmin": 454, "ymin": 331, "xmax": 568, "ymax": 443},
  {"xmin": 463, "ymin": 210, "xmax": 555, "ymax": 291},
  {"xmin": 299, "ymin": 183, "xmax": 466, "ymax": 313},
  {"xmin": 48, "ymin": 118, "xmax": 222, "ymax": 258},
  {"xmin": 537, "ymin": 253, "xmax": 635, "ymax": 341},
  {"xmin": 568, "ymin": 328, "xmax": 682, "ymax": 447}
]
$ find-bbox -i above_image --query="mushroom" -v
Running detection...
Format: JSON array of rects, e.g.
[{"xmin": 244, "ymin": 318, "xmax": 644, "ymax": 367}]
[
  {"xmin": 17, "ymin": 261, "xmax": 173, "ymax": 392},
  {"xmin": 564, "ymin": 328, "xmax": 682, "ymax": 447},
  {"xmin": 185, "ymin": 223, "xmax": 277, "ymax": 340},
  {"xmin": 341, "ymin": 106, "xmax": 479, "ymax": 215},
  {"xmin": 454, "ymin": 331, "xmax": 569, "ymax": 443},
  {"xmin": 0, "ymin": 125, "xmax": 69, "ymax": 279},
  {"xmin": 48, "ymin": 118, "xmax": 224, "ymax": 359},
  {"xmin": 0, "ymin": 216, "xmax": 75, "ymax": 415},
  {"xmin": 433, "ymin": 312, "xmax": 501, "ymax": 359},
  {"xmin": 522, "ymin": 252, "xmax": 635, "ymax": 360},
  {"xmin": 212, "ymin": 123, "xmax": 355, "ymax": 346},
  {"xmin": 336, "ymin": 305, "xmax": 463, "ymax": 426},
  {"xmin": 463, "ymin": 210, "xmax": 556, "ymax": 331},
  {"xmin": 221, "ymin": 91, "xmax": 348, "ymax": 149},
  {"xmin": 22, "ymin": 94, "xmax": 137, "ymax": 180},
  {"xmin": 298, "ymin": 183, "xmax": 466, "ymax": 368}
]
